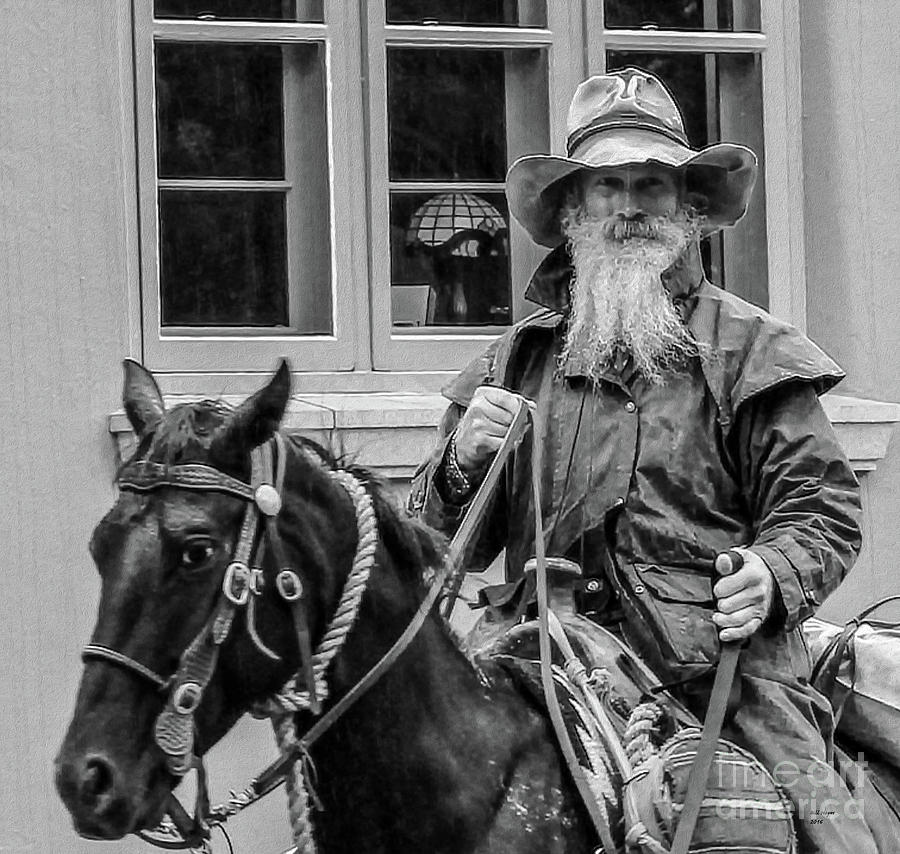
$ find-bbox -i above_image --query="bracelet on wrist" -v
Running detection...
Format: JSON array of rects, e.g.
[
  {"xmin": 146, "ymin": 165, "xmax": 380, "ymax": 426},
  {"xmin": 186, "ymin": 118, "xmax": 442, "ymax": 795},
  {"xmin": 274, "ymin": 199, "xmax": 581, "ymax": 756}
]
[{"xmin": 444, "ymin": 433, "xmax": 474, "ymax": 499}]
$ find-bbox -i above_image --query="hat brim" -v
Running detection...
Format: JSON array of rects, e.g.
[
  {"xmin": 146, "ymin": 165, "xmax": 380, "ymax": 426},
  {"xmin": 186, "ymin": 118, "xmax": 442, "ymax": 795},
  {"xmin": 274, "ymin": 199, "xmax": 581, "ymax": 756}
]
[{"xmin": 506, "ymin": 128, "xmax": 758, "ymax": 247}]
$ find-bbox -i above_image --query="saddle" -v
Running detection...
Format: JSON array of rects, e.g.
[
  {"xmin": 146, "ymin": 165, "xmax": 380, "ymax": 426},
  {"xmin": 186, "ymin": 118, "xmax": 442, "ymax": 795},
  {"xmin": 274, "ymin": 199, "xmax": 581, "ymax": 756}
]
[{"xmin": 471, "ymin": 561, "xmax": 796, "ymax": 854}]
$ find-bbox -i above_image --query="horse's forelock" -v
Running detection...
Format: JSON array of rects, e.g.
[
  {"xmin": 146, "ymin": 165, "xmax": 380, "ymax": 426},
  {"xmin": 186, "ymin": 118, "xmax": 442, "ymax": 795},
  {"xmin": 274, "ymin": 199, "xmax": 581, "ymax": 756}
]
[{"xmin": 144, "ymin": 400, "xmax": 234, "ymax": 464}]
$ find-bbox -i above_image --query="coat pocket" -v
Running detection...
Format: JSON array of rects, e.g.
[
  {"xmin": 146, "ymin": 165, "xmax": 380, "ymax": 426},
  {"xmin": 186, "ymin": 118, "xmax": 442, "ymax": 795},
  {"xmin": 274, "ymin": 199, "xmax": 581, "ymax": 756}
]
[{"xmin": 619, "ymin": 562, "xmax": 720, "ymax": 671}]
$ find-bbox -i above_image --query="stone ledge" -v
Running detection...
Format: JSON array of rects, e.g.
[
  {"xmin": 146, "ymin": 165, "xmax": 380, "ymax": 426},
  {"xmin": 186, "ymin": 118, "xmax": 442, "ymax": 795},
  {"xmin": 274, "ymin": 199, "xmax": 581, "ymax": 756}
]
[
  {"xmin": 820, "ymin": 394, "xmax": 900, "ymax": 472},
  {"xmin": 109, "ymin": 393, "xmax": 448, "ymax": 480},
  {"xmin": 109, "ymin": 391, "xmax": 899, "ymax": 479}
]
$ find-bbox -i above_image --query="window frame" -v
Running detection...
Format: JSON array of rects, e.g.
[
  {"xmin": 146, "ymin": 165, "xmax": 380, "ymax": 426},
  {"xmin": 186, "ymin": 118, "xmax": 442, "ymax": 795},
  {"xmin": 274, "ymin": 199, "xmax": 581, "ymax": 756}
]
[
  {"xmin": 132, "ymin": 4, "xmax": 370, "ymax": 373},
  {"xmin": 364, "ymin": 0, "xmax": 584, "ymax": 372},
  {"xmin": 129, "ymin": 0, "xmax": 806, "ymax": 390}
]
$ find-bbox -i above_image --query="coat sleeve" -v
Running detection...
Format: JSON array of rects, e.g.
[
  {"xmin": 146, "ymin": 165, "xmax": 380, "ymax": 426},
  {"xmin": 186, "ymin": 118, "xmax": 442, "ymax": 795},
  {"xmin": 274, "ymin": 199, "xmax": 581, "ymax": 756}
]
[
  {"xmin": 733, "ymin": 381, "xmax": 862, "ymax": 631},
  {"xmin": 407, "ymin": 401, "xmax": 509, "ymax": 572}
]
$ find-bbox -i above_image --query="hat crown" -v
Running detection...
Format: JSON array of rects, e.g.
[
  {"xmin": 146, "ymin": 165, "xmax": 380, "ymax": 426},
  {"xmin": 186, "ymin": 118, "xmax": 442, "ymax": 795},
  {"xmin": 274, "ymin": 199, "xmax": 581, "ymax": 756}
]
[{"xmin": 566, "ymin": 69, "xmax": 688, "ymax": 155}]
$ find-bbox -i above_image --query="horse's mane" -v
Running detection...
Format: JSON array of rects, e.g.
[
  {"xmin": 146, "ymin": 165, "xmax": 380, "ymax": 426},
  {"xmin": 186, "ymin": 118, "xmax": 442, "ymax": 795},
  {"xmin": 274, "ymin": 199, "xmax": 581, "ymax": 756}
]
[{"xmin": 286, "ymin": 432, "xmax": 448, "ymax": 587}]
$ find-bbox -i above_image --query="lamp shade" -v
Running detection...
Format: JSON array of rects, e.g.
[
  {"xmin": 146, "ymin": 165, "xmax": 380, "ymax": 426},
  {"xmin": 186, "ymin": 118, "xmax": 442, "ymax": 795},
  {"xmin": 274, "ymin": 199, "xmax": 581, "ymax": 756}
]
[{"xmin": 405, "ymin": 192, "xmax": 507, "ymax": 257}]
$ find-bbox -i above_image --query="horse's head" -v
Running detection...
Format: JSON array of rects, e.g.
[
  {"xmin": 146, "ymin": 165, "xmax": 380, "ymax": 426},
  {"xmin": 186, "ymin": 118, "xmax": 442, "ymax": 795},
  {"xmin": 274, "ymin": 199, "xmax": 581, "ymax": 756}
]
[{"xmin": 54, "ymin": 360, "xmax": 357, "ymax": 840}]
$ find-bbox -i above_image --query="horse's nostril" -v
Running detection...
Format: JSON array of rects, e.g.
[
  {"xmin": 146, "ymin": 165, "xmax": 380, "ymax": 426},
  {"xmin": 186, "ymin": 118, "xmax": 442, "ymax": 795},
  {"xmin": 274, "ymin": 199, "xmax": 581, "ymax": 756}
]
[{"xmin": 80, "ymin": 756, "xmax": 115, "ymax": 809}]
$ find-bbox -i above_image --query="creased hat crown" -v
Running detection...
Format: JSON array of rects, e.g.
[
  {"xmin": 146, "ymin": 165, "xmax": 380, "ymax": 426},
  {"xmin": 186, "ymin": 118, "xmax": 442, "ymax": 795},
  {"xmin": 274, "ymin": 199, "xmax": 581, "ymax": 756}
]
[{"xmin": 567, "ymin": 69, "xmax": 689, "ymax": 156}]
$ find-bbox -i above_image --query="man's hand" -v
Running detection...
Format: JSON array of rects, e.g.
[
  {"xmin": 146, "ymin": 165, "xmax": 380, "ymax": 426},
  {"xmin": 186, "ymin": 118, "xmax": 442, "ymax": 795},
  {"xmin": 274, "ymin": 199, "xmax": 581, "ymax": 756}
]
[
  {"xmin": 712, "ymin": 548, "xmax": 775, "ymax": 642},
  {"xmin": 454, "ymin": 385, "xmax": 525, "ymax": 472}
]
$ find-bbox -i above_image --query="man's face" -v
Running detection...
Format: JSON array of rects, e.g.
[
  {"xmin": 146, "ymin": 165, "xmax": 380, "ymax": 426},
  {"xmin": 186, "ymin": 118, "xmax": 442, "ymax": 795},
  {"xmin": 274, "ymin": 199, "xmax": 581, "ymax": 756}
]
[
  {"xmin": 560, "ymin": 163, "xmax": 699, "ymax": 384},
  {"xmin": 578, "ymin": 164, "xmax": 681, "ymax": 222}
]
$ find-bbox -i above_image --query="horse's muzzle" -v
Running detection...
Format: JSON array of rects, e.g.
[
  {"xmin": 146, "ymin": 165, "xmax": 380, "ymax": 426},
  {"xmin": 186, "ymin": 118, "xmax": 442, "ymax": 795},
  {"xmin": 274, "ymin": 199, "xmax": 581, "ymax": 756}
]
[{"xmin": 54, "ymin": 750, "xmax": 142, "ymax": 839}]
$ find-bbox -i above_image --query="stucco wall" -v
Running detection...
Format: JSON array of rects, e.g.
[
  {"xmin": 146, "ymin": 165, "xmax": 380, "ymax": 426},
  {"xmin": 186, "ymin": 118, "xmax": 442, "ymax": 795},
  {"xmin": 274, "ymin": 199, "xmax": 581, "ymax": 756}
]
[
  {"xmin": 0, "ymin": 3, "xmax": 290, "ymax": 852},
  {"xmin": 800, "ymin": 0, "xmax": 900, "ymax": 620}
]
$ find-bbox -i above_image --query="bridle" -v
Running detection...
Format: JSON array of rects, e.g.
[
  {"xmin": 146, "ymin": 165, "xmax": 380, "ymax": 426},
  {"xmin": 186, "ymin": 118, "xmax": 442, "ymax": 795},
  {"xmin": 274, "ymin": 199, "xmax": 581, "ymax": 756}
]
[{"xmin": 81, "ymin": 432, "xmax": 448, "ymax": 852}]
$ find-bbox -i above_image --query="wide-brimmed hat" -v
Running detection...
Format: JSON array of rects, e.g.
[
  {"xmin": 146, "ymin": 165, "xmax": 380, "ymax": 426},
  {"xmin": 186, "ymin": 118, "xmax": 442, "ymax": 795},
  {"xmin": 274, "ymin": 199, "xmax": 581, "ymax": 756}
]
[{"xmin": 506, "ymin": 68, "xmax": 758, "ymax": 247}]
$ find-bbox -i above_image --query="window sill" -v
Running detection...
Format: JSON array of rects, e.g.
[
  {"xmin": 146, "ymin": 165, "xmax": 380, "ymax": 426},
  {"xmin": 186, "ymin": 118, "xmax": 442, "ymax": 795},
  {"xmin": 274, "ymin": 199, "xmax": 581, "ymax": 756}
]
[
  {"xmin": 109, "ymin": 391, "xmax": 899, "ymax": 479},
  {"xmin": 109, "ymin": 392, "xmax": 449, "ymax": 480}
]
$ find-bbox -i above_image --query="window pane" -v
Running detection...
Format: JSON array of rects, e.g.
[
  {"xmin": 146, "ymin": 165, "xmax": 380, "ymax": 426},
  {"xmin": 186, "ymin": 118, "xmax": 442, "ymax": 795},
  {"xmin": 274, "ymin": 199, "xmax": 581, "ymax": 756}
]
[
  {"xmin": 155, "ymin": 41, "xmax": 332, "ymax": 333},
  {"xmin": 604, "ymin": 0, "xmax": 760, "ymax": 32},
  {"xmin": 386, "ymin": 0, "xmax": 545, "ymax": 27},
  {"xmin": 388, "ymin": 49, "xmax": 508, "ymax": 181},
  {"xmin": 156, "ymin": 42, "xmax": 284, "ymax": 179},
  {"xmin": 159, "ymin": 191, "xmax": 288, "ymax": 327},
  {"xmin": 154, "ymin": 0, "xmax": 324, "ymax": 23},
  {"xmin": 606, "ymin": 51, "xmax": 768, "ymax": 307},
  {"xmin": 391, "ymin": 191, "xmax": 511, "ymax": 327}
]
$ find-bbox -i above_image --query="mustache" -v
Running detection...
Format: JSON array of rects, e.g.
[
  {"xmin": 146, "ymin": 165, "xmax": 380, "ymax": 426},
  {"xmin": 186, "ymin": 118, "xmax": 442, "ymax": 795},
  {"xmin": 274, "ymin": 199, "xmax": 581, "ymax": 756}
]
[{"xmin": 600, "ymin": 215, "xmax": 665, "ymax": 242}]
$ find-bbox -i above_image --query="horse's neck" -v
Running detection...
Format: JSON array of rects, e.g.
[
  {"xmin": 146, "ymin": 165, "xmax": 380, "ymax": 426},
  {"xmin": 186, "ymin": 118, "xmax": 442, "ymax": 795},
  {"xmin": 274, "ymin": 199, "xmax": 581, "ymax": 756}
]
[
  {"xmin": 313, "ymin": 611, "xmax": 541, "ymax": 851},
  {"xmin": 275, "ymin": 452, "xmax": 576, "ymax": 851}
]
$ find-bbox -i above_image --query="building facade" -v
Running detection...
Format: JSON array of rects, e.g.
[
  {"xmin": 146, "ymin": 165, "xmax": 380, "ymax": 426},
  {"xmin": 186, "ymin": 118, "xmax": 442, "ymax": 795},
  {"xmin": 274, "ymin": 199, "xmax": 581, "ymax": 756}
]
[{"xmin": 1, "ymin": 1, "xmax": 898, "ymax": 851}]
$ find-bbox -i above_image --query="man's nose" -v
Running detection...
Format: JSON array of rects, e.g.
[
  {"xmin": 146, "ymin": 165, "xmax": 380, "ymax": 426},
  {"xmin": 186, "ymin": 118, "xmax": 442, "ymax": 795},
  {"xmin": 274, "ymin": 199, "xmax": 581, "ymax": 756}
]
[{"xmin": 615, "ymin": 187, "xmax": 644, "ymax": 219}]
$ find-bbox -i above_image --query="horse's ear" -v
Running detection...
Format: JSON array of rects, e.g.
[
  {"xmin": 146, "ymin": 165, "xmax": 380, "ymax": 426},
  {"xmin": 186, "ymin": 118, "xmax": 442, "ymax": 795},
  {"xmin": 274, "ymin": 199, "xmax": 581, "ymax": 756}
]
[
  {"xmin": 123, "ymin": 358, "xmax": 165, "ymax": 438},
  {"xmin": 213, "ymin": 360, "xmax": 292, "ymax": 463}
]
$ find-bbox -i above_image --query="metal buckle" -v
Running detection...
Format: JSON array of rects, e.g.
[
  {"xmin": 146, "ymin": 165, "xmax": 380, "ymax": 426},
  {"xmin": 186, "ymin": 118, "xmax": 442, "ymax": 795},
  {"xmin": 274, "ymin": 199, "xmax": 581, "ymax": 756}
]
[
  {"xmin": 249, "ymin": 567, "xmax": 265, "ymax": 596},
  {"xmin": 223, "ymin": 561, "xmax": 251, "ymax": 606},
  {"xmin": 276, "ymin": 570, "xmax": 303, "ymax": 602},
  {"xmin": 172, "ymin": 681, "xmax": 203, "ymax": 715}
]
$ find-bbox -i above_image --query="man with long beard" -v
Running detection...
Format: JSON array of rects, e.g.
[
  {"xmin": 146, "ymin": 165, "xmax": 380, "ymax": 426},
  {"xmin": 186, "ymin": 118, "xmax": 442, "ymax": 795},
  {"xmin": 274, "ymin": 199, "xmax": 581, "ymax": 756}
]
[{"xmin": 410, "ymin": 69, "xmax": 879, "ymax": 852}]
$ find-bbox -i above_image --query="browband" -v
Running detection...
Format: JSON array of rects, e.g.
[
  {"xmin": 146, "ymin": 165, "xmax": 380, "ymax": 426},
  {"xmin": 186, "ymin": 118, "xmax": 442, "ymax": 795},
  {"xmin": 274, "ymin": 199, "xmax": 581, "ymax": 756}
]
[{"xmin": 117, "ymin": 460, "xmax": 256, "ymax": 502}]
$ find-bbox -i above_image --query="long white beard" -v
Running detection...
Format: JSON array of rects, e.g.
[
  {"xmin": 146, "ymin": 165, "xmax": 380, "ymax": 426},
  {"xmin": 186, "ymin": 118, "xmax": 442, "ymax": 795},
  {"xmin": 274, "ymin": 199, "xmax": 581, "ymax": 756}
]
[{"xmin": 559, "ymin": 209, "xmax": 702, "ymax": 385}]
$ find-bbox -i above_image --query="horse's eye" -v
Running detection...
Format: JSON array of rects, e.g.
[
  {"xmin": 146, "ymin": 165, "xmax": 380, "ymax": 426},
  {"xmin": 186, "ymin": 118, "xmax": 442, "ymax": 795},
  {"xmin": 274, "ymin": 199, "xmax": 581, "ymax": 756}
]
[{"xmin": 181, "ymin": 537, "xmax": 215, "ymax": 572}]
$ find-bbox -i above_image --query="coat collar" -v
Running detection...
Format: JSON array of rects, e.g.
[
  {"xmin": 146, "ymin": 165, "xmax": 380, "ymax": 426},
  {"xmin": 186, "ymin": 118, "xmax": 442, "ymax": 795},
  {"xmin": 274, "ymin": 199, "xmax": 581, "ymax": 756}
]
[{"xmin": 523, "ymin": 239, "xmax": 706, "ymax": 314}]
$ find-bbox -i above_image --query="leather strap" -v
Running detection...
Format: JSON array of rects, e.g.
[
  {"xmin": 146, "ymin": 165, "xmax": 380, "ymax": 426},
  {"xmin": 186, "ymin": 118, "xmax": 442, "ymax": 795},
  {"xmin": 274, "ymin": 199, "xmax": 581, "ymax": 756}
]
[
  {"xmin": 669, "ymin": 639, "xmax": 742, "ymax": 854},
  {"xmin": 531, "ymin": 405, "xmax": 618, "ymax": 854},
  {"xmin": 118, "ymin": 460, "xmax": 256, "ymax": 501},
  {"xmin": 811, "ymin": 594, "xmax": 900, "ymax": 727}
]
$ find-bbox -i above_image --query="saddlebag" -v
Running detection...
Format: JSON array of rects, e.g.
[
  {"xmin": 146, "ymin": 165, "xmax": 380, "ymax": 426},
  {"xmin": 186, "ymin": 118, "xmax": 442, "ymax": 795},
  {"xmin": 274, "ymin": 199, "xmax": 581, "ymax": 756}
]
[
  {"xmin": 805, "ymin": 596, "xmax": 900, "ymax": 771},
  {"xmin": 623, "ymin": 728, "xmax": 796, "ymax": 854}
]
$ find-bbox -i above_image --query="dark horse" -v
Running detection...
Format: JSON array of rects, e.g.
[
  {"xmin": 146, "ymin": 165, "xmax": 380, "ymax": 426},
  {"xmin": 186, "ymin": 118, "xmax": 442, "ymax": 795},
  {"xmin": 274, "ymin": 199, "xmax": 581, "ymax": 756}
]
[{"xmin": 55, "ymin": 361, "xmax": 597, "ymax": 853}]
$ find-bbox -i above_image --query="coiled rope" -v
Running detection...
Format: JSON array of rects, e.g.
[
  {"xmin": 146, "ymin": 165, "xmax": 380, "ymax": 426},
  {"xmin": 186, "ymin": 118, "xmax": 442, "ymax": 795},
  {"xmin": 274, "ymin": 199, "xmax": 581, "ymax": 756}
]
[
  {"xmin": 624, "ymin": 700, "xmax": 666, "ymax": 768},
  {"xmin": 254, "ymin": 468, "xmax": 380, "ymax": 854}
]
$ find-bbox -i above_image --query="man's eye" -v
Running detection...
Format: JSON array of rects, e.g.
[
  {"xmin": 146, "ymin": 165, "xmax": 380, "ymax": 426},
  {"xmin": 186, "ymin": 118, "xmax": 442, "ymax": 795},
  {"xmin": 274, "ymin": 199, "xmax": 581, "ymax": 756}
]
[
  {"xmin": 181, "ymin": 537, "xmax": 215, "ymax": 571},
  {"xmin": 639, "ymin": 178, "xmax": 670, "ymax": 194}
]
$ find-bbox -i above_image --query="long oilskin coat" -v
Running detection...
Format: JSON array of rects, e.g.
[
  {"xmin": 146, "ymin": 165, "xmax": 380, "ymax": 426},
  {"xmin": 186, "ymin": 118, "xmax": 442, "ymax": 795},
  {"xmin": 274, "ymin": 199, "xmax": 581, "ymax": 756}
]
[{"xmin": 410, "ymin": 242, "xmax": 861, "ymax": 689}]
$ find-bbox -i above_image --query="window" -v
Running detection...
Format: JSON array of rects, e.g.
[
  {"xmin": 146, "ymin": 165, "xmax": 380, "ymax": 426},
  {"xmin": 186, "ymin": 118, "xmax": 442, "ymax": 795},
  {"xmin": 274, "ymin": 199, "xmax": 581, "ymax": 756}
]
[
  {"xmin": 132, "ymin": 0, "xmax": 804, "ymax": 382},
  {"xmin": 365, "ymin": 0, "xmax": 582, "ymax": 371},
  {"xmin": 134, "ymin": 1, "xmax": 363, "ymax": 373}
]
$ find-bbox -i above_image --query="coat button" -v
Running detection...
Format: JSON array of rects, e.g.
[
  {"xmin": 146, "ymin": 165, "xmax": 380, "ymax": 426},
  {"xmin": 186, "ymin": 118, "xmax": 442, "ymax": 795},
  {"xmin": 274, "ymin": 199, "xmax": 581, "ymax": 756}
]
[
  {"xmin": 585, "ymin": 578, "xmax": 602, "ymax": 593},
  {"xmin": 634, "ymin": 584, "xmax": 646, "ymax": 594},
  {"xmin": 624, "ymin": 401, "xmax": 636, "ymax": 413}
]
